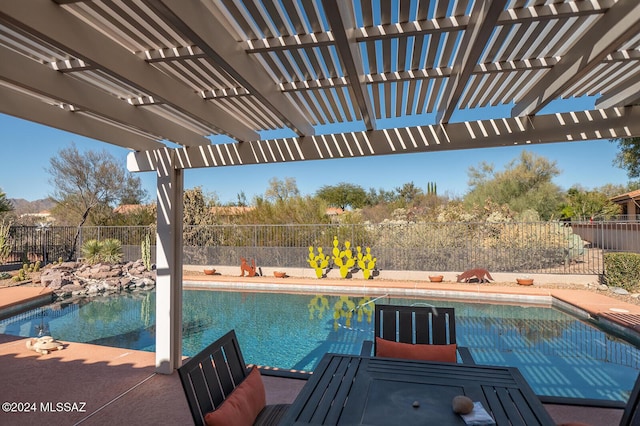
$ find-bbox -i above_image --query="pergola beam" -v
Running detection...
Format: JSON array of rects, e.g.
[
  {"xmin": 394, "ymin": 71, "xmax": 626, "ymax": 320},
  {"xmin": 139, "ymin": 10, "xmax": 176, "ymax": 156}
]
[
  {"xmin": 323, "ymin": 0, "xmax": 376, "ymax": 131},
  {"xmin": 0, "ymin": 84, "xmax": 163, "ymax": 151},
  {"xmin": 149, "ymin": 0, "xmax": 313, "ymax": 137},
  {"xmin": 512, "ymin": 0, "xmax": 640, "ymax": 117},
  {"xmin": 242, "ymin": 1, "xmax": 612, "ymax": 51},
  {"xmin": 436, "ymin": 0, "xmax": 508, "ymax": 124},
  {"xmin": 0, "ymin": 0, "xmax": 257, "ymax": 142},
  {"xmin": 597, "ymin": 78, "xmax": 640, "ymax": 110},
  {"xmin": 128, "ymin": 107, "xmax": 640, "ymax": 173},
  {"xmin": 0, "ymin": 45, "xmax": 210, "ymax": 147}
]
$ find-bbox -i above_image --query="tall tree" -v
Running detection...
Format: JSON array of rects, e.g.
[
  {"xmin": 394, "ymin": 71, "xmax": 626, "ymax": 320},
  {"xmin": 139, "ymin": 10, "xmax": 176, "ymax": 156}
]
[
  {"xmin": 47, "ymin": 143, "xmax": 147, "ymax": 258},
  {"xmin": 316, "ymin": 182, "xmax": 368, "ymax": 210},
  {"xmin": 560, "ymin": 186, "xmax": 621, "ymax": 220},
  {"xmin": 366, "ymin": 187, "xmax": 396, "ymax": 204},
  {"xmin": 184, "ymin": 186, "xmax": 215, "ymax": 225},
  {"xmin": 265, "ymin": 177, "xmax": 299, "ymax": 202},
  {"xmin": 0, "ymin": 188, "xmax": 13, "ymax": 215},
  {"xmin": 395, "ymin": 182, "xmax": 423, "ymax": 204},
  {"xmin": 464, "ymin": 150, "xmax": 564, "ymax": 220},
  {"xmin": 612, "ymin": 137, "xmax": 640, "ymax": 178}
]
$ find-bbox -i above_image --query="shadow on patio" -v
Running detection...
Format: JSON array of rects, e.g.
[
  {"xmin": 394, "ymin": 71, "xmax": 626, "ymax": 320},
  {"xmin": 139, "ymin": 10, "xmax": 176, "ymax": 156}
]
[
  {"xmin": 0, "ymin": 331, "xmax": 625, "ymax": 426},
  {"xmin": 0, "ymin": 333, "xmax": 307, "ymax": 425}
]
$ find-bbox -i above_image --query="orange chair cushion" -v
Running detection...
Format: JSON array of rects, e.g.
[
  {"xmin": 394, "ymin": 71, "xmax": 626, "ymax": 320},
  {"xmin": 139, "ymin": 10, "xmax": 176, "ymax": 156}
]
[
  {"xmin": 375, "ymin": 337, "xmax": 457, "ymax": 363},
  {"xmin": 204, "ymin": 367, "xmax": 266, "ymax": 426}
]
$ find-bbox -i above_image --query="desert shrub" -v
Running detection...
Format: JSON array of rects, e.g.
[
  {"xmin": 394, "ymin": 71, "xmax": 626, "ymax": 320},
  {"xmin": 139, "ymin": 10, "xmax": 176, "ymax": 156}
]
[
  {"xmin": 100, "ymin": 238, "xmax": 123, "ymax": 264},
  {"xmin": 81, "ymin": 238, "xmax": 123, "ymax": 264},
  {"xmin": 604, "ymin": 252, "xmax": 640, "ymax": 291},
  {"xmin": 81, "ymin": 239, "xmax": 103, "ymax": 264},
  {"xmin": 12, "ymin": 268, "xmax": 27, "ymax": 282},
  {"xmin": 367, "ymin": 220, "xmax": 582, "ymax": 272},
  {"xmin": 141, "ymin": 231, "xmax": 151, "ymax": 271},
  {"xmin": 0, "ymin": 220, "xmax": 11, "ymax": 263}
]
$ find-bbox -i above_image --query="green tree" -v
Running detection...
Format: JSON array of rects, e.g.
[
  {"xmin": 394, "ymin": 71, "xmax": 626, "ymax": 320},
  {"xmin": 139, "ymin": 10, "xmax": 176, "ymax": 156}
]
[
  {"xmin": 559, "ymin": 187, "xmax": 621, "ymax": 220},
  {"xmin": 120, "ymin": 175, "xmax": 148, "ymax": 205},
  {"xmin": 265, "ymin": 177, "xmax": 299, "ymax": 202},
  {"xmin": 612, "ymin": 137, "xmax": 640, "ymax": 178},
  {"xmin": 0, "ymin": 188, "xmax": 13, "ymax": 215},
  {"xmin": 464, "ymin": 150, "xmax": 564, "ymax": 220},
  {"xmin": 395, "ymin": 182, "xmax": 423, "ymax": 205},
  {"xmin": 366, "ymin": 187, "xmax": 396, "ymax": 204},
  {"xmin": 235, "ymin": 191, "xmax": 247, "ymax": 207},
  {"xmin": 184, "ymin": 187, "xmax": 216, "ymax": 225},
  {"xmin": 316, "ymin": 182, "xmax": 368, "ymax": 210},
  {"xmin": 47, "ymin": 143, "xmax": 147, "ymax": 258},
  {"xmin": 597, "ymin": 182, "xmax": 640, "ymax": 198}
]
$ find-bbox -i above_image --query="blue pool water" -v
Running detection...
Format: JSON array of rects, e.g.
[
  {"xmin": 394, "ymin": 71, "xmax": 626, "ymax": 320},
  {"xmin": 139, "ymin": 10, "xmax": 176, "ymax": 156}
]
[{"xmin": 1, "ymin": 290, "xmax": 639, "ymax": 402}]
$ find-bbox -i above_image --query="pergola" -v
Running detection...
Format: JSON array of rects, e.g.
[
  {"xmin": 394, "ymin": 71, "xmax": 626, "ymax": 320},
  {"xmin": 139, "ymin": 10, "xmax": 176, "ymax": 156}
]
[{"xmin": 1, "ymin": 0, "xmax": 640, "ymax": 373}]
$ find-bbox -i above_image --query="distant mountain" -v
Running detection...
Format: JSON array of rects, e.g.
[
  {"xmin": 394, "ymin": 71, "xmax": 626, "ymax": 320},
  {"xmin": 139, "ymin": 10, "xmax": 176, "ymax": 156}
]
[{"xmin": 9, "ymin": 198, "xmax": 56, "ymax": 215}]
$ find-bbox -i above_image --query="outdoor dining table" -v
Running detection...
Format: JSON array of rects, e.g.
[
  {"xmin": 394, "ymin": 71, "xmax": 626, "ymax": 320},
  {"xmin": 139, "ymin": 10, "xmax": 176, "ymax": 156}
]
[{"xmin": 279, "ymin": 353, "xmax": 555, "ymax": 426}]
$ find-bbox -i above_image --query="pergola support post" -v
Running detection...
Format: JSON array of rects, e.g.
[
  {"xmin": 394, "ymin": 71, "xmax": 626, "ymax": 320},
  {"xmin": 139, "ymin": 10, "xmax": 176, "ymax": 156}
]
[{"xmin": 154, "ymin": 148, "xmax": 184, "ymax": 374}]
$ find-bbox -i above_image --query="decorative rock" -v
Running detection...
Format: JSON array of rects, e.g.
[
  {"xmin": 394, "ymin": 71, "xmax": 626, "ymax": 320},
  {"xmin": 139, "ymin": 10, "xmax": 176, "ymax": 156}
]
[
  {"xmin": 59, "ymin": 284, "xmax": 84, "ymax": 292},
  {"xmin": 452, "ymin": 395, "xmax": 474, "ymax": 414},
  {"xmin": 612, "ymin": 287, "xmax": 630, "ymax": 295},
  {"xmin": 86, "ymin": 283, "xmax": 102, "ymax": 294},
  {"xmin": 40, "ymin": 260, "xmax": 156, "ymax": 301},
  {"xmin": 59, "ymin": 262, "xmax": 79, "ymax": 270}
]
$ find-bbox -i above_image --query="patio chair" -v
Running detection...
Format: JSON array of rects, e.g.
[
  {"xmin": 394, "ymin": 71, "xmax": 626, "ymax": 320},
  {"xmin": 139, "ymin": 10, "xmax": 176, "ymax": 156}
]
[
  {"xmin": 360, "ymin": 304, "xmax": 475, "ymax": 364},
  {"xmin": 178, "ymin": 329, "xmax": 289, "ymax": 426}
]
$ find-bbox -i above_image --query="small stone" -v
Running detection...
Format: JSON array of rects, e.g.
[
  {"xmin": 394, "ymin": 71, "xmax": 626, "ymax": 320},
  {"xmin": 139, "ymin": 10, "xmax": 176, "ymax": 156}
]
[
  {"xmin": 412, "ymin": 401, "xmax": 420, "ymax": 408},
  {"xmin": 612, "ymin": 287, "xmax": 630, "ymax": 295},
  {"xmin": 452, "ymin": 395, "xmax": 474, "ymax": 414}
]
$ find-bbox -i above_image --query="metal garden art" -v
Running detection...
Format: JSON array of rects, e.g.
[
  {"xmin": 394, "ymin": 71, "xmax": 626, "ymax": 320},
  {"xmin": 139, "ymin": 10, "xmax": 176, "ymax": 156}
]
[
  {"xmin": 307, "ymin": 246, "xmax": 330, "ymax": 278},
  {"xmin": 332, "ymin": 236, "xmax": 356, "ymax": 278},
  {"xmin": 356, "ymin": 246, "xmax": 377, "ymax": 280},
  {"xmin": 307, "ymin": 236, "xmax": 378, "ymax": 279}
]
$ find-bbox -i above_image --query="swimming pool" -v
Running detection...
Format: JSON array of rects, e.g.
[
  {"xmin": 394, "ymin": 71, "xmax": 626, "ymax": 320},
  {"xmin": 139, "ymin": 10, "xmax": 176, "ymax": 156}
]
[{"xmin": 0, "ymin": 289, "xmax": 638, "ymax": 402}]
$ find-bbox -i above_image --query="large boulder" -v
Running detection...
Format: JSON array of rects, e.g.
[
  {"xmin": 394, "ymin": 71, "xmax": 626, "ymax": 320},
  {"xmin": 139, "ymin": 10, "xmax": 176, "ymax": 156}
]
[{"xmin": 41, "ymin": 260, "xmax": 156, "ymax": 300}]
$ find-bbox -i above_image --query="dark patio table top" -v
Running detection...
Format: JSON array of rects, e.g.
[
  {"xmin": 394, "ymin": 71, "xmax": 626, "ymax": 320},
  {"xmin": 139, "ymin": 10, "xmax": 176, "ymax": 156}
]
[{"xmin": 279, "ymin": 353, "xmax": 555, "ymax": 426}]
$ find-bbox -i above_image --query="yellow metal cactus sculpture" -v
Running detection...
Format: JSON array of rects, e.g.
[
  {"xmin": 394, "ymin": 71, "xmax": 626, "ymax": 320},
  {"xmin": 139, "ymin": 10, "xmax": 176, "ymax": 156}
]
[
  {"xmin": 356, "ymin": 246, "xmax": 377, "ymax": 280},
  {"xmin": 307, "ymin": 246, "xmax": 330, "ymax": 278},
  {"xmin": 332, "ymin": 236, "xmax": 356, "ymax": 278}
]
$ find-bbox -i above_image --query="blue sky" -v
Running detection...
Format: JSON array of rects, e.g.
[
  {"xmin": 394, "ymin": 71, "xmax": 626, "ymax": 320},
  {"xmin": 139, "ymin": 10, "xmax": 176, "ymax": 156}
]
[{"xmin": 0, "ymin": 103, "xmax": 631, "ymax": 205}]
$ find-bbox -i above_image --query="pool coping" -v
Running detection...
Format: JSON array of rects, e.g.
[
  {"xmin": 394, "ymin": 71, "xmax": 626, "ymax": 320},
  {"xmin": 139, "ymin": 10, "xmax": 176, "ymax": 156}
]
[{"xmin": 0, "ymin": 286, "xmax": 53, "ymax": 320}]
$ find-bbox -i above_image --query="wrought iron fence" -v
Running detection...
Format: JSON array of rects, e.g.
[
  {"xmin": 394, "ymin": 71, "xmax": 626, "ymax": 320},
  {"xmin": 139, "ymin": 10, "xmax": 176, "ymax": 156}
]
[
  {"xmin": 183, "ymin": 222, "xmax": 604, "ymax": 274},
  {"xmin": 6, "ymin": 221, "xmax": 640, "ymax": 274}
]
